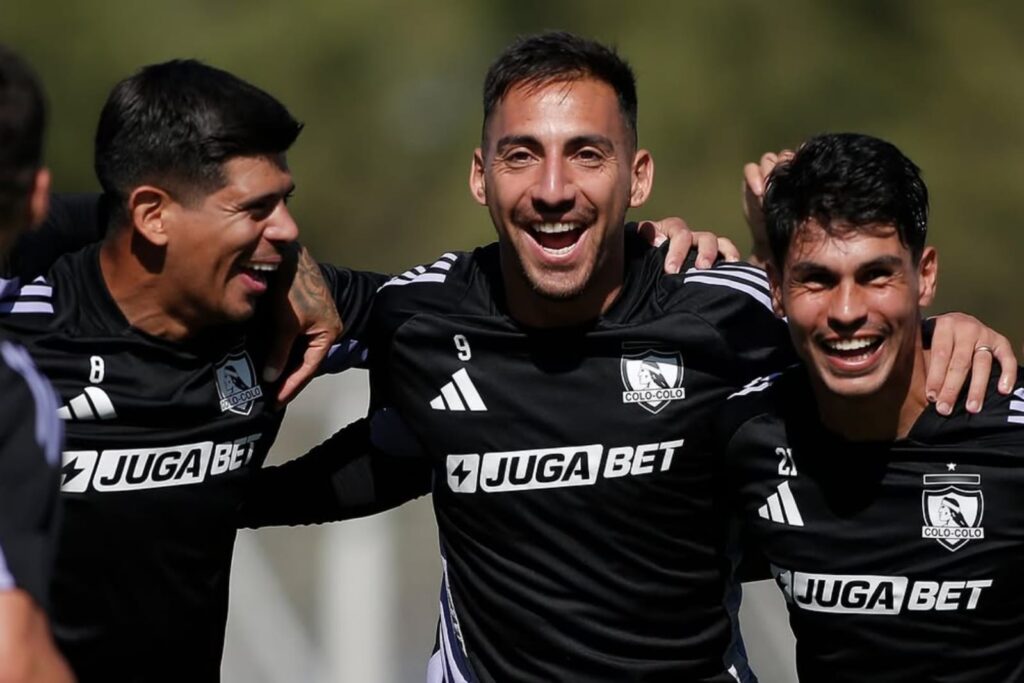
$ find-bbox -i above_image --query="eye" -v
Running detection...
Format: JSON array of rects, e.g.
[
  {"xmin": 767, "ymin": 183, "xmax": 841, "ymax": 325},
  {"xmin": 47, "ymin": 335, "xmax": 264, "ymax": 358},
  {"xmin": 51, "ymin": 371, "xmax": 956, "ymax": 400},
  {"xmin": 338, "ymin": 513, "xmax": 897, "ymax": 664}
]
[
  {"xmin": 861, "ymin": 267, "xmax": 895, "ymax": 284},
  {"xmin": 574, "ymin": 148, "xmax": 605, "ymax": 166},
  {"xmin": 248, "ymin": 200, "xmax": 278, "ymax": 221},
  {"xmin": 794, "ymin": 272, "xmax": 835, "ymax": 291},
  {"xmin": 501, "ymin": 148, "xmax": 535, "ymax": 167}
]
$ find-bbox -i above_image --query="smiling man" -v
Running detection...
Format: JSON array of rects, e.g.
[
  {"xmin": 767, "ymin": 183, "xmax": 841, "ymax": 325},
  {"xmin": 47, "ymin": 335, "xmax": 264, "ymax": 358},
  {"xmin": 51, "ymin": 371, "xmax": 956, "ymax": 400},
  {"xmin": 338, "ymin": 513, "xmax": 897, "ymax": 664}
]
[
  {"xmin": 719, "ymin": 133, "xmax": 1024, "ymax": 681},
  {"xmin": 0, "ymin": 60, "xmax": 380, "ymax": 682},
  {"xmin": 359, "ymin": 32, "xmax": 795, "ymax": 682}
]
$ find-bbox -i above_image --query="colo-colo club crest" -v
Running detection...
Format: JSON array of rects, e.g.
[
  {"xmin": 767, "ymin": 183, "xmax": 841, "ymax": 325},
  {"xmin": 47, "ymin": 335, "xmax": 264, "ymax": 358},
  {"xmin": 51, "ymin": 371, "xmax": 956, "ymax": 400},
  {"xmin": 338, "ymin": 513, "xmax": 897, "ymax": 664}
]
[
  {"xmin": 921, "ymin": 472, "xmax": 984, "ymax": 552},
  {"xmin": 620, "ymin": 346, "xmax": 686, "ymax": 414},
  {"xmin": 214, "ymin": 352, "xmax": 263, "ymax": 416}
]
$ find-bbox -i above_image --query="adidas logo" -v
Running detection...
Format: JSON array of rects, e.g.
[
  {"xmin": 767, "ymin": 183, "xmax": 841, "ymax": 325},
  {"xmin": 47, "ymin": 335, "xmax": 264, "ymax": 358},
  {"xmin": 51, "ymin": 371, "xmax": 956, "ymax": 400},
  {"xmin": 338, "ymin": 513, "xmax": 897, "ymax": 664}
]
[
  {"xmin": 0, "ymin": 275, "xmax": 53, "ymax": 314},
  {"xmin": 379, "ymin": 253, "xmax": 457, "ymax": 290},
  {"xmin": 758, "ymin": 480, "xmax": 804, "ymax": 527},
  {"xmin": 57, "ymin": 387, "xmax": 117, "ymax": 421},
  {"xmin": 430, "ymin": 369, "xmax": 487, "ymax": 412},
  {"xmin": 1009, "ymin": 388, "xmax": 1024, "ymax": 425}
]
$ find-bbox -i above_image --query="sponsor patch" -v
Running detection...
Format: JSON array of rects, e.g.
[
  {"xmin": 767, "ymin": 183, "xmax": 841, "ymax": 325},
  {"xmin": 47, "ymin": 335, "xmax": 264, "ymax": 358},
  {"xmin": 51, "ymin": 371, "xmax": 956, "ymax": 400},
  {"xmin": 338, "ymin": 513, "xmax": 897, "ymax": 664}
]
[
  {"xmin": 620, "ymin": 347, "xmax": 685, "ymax": 414},
  {"xmin": 921, "ymin": 473, "xmax": 984, "ymax": 552},
  {"xmin": 445, "ymin": 439, "xmax": 684, "ymax": 493},
  {"xmin": 214, "ymin": 352, "xmax": 263, "ymax": 416},
  {"xmin": 774, "ymin": 568, "xmax": 992, "ymax": 614},
  {"xmin": 60, "ymin": 433, "xmax": 262, "ymax": 493}
]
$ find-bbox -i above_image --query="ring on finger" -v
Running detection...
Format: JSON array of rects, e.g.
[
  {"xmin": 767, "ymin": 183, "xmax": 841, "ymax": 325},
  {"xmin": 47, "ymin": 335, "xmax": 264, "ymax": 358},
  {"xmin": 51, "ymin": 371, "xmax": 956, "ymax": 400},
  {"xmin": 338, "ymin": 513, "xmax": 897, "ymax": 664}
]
[{"xmin": 975, "ymin": 345, "xmax": 995, "ymax": 355}]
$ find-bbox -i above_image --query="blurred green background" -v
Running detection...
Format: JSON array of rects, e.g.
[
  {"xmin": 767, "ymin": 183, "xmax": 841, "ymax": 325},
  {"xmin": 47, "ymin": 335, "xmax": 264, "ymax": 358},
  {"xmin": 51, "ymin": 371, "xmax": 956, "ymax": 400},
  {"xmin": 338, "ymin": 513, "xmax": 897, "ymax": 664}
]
[{"xmin": 4, "ymin": 0, "xmax": 1022, "ymax": 344}]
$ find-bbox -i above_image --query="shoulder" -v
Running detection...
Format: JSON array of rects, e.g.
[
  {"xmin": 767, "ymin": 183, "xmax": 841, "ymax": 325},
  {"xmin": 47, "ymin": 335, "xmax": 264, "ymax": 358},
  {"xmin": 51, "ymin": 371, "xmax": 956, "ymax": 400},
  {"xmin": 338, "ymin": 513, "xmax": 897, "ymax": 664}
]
[
  {"xmin": 665, "ymin": 260, "xmax": 774, "ymax": 314},
  {"xmin": 716, "ymin": 370, "xmax": 789, "ymax": 442},
  {"xmin": 0, "ymin": 273, "xmax": 55, "ymax": 318},
  {"xmin": 924, "ymin": 368, "xmax": 1024, "ymax": 448},
  {"xmin": 372, "ymin": 245, "xmax": 497, "ymax": 325}
]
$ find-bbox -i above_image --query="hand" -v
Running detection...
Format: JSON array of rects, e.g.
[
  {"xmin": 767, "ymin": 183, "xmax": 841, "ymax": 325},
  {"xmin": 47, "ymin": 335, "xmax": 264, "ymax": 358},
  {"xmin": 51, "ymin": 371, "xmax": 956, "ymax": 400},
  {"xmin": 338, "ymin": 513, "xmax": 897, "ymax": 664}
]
[
  {"xmin": 743, "ymin": 150, "xmax": 794, "ymax": 267},
  {"xmin": 263, "ymin": 245, "xmax": 343, "ymax": 407},
  {"xmin": 634, "ymin": 218, "xmax": 740, "ymax": 274},
  {"xmin": 926, "ymin": 312, "xmax": 1018, "ymax": 415}
]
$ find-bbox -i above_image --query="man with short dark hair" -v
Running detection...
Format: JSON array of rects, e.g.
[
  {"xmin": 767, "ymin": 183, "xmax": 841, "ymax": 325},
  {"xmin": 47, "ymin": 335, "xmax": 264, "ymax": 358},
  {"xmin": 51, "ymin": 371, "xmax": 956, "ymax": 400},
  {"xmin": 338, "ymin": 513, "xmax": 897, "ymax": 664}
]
[
  {"xmin": 719, "ymin": 132, "xmax": 1024, "ymax": 681},
  {"xmin": 0, "ymin": 43, "xmax": 74, "ymax": 683},
  {"xmin": 0, "ymin": 59, "xmax": 379, "ymax": 682}
]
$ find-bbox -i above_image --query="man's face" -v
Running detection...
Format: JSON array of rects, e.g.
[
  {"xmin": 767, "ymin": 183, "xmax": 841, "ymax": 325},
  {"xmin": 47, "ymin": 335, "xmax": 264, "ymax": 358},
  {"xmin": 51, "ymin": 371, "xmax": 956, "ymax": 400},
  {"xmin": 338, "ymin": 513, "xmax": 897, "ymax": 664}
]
[
  {"xmin": 470, "ymin": 77, "xmax": 652, "ymax": 311},
  {"xmin": 163, "ymin": 155, "xmax": 297, "ymax": 325},
  {"xmin": 771, "ymin": 220, "xmax": 937, "ymax": 399}
]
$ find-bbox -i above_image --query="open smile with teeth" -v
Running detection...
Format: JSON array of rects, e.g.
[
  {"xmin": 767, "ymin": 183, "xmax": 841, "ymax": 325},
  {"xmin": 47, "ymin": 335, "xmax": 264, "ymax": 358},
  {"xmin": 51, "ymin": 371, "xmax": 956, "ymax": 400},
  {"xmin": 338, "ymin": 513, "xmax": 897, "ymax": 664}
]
[
  {"xmin": 820, "ymin": 336, "xmax": 884, "ymax": 359},
  {"xmin": 239, "ymin": 261, "xmax": 279, "ymax": 285},
  {"xmin": 529, "ymin": 222, "xmax": 585, "ymax": 256}
]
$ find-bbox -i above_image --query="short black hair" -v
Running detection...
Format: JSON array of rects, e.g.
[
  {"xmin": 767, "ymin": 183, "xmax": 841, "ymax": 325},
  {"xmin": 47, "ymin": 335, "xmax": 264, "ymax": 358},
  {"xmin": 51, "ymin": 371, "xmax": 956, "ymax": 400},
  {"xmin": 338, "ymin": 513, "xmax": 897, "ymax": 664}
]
[
  {"xmin": 481, "ymin": 31, "xmax": 638, "ymax": 147},
  {"xmin": 95, "ymin": 59, "xmax": 303, "ymax": 225},
  {"xmin": 763, "ymin": 132, "xmax": 929, "ymax": 266},
  {"xmin": 0, "ymin": 44, "xmax": 46, "ymax": 230}
]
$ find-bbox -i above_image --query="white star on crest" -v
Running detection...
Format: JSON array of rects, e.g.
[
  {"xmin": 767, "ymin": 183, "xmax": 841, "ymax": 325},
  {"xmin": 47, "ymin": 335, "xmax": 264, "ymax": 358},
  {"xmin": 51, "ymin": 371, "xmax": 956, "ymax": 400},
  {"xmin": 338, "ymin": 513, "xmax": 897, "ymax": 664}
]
[{"xmin": 946, "ymin": 463, "xmax": 957, "ymax": 471}]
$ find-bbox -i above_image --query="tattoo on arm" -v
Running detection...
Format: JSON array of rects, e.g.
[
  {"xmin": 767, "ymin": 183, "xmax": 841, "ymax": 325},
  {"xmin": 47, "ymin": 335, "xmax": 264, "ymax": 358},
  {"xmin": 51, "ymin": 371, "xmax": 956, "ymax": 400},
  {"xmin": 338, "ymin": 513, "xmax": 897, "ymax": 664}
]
[{"xmin": 291, "ymin": 246, "xmax": 341, "ymax": 331}]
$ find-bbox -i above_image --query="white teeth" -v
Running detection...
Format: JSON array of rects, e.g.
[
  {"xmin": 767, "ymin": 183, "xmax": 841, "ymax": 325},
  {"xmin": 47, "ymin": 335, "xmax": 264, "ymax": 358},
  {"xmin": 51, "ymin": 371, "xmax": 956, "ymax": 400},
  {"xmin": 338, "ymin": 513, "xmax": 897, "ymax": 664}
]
[
  {"xmin": 827, "ymin": 338, "xmax": 878, "ymax": 351},
  {"xmin": 534, "ymin": 222, "xmax": 578, "ymax": 234},
  {"xmin": 245, "ymin": 263, "xmax": 278, "ymax": 272},
  {"xmin": 541, "ymin": 244, "xmax": 575, "ymax": 256}
]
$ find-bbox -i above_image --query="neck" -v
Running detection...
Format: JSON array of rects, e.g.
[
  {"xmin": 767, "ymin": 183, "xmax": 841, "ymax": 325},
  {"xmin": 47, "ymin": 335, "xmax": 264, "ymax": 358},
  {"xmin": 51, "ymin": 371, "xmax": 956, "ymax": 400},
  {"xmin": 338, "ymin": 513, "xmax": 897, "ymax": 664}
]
[
  {"xmin": 500, "ymin": 246, "xmax": 625, "ymax": 329},
  {"xmin": 813, "ymin": 336, "xmax": 930, "ymax": 442},
  {"xmin": 99, "ymin": 232, "xmax": 198, "ymax": 342}
]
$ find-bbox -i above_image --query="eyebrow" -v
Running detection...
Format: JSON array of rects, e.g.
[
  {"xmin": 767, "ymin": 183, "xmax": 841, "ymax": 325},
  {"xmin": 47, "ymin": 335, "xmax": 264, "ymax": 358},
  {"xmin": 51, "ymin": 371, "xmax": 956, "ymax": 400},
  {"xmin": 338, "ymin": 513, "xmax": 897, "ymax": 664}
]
[
  {"xmin": 494, "ymin": 134, "xmax": 615, "ymax": 152},
  {"xmin": 788, "ymin": 254, "xmax": 904, "ymax": 277}
]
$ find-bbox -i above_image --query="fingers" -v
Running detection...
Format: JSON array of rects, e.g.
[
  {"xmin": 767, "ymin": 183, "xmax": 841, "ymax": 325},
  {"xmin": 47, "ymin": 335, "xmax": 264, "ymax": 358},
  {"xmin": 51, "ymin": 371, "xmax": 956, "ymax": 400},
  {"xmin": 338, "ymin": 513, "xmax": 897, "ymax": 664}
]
[
  {"xmin": 995, "ymin": 343, "xmax": 1018, "ymax": 394},
  {"xmin": 716, "ymin": 236, "xmax": 741, "ymax": 262},
  {"xmin": 926, "ymin": 313, "xmax": 1019, "ymax": 414},
  {"xmin": 925, "ymin": 314, "xmax": 972, "ymax": 415},
  {"xmin": 965, "ymin": 349, "xmax": 994, "ymax": 414},
  {"xmin": 655, "ymin": 218, "xmax": 694, "ymax": 274},
  {"xmin": 743, "ymin": 162, "xmax": 766, "ymax": 201},
  {"xmin": 275, "ymin": 340, "xmax": 330, "ymax": 406}
]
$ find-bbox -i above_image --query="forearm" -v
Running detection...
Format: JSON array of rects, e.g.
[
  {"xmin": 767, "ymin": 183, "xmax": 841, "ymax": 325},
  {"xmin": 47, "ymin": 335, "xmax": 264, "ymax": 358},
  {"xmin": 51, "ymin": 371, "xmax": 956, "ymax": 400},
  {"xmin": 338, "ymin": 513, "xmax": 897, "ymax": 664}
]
[{"xmin": 238, "ymin": 418, "xmax": 431, "ymax": 529}]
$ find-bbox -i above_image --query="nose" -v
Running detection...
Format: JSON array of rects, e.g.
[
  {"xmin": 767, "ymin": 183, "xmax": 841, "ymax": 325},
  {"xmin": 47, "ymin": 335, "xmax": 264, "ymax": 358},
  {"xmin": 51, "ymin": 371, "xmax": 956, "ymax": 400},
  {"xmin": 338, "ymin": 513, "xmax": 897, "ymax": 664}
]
[
  {"xmin": 264, "ymin": 203, "xmax": 299, "ymax": 245},
  {"xmin": 827, "ymin": 280, "xmax": 868, "ymax": 333},
  {"xmin": 531, "ymin": 157, "xmax": 576, "ymax": 214}
]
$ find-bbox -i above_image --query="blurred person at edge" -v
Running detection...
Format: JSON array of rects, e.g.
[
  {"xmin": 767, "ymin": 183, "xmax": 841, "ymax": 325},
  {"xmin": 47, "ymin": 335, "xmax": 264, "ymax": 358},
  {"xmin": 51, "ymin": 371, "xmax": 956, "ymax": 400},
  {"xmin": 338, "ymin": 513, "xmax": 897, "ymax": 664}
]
[{"xmin": 0, "ymin": 43, "xmax": 75, "ymax": 683}]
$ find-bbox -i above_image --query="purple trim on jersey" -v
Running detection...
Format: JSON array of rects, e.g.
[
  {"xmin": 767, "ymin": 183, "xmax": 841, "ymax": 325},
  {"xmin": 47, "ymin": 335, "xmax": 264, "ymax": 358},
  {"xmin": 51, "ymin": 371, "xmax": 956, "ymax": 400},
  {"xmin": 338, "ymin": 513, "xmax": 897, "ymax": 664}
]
[
  {"xmin": 1, "ymin": 341, "xmax": 62, "ymax": 465},
  {"xmin": 320, "ymin": 338, "xmax": 368, "ymax": 374},
  {"xmin": 436, "ymin": 553, "xmax": 475, "ymax": 683},
  {"xmin": 0, "ymin": 545, "xmax": 13, "ymax": 592},
  {"xmin": 0, "ymin": 276, "xmax": 54, "ymax": 314},
  {"xmin": 0, "ymin": 301, "xmax": 54, "ymax": 314}
]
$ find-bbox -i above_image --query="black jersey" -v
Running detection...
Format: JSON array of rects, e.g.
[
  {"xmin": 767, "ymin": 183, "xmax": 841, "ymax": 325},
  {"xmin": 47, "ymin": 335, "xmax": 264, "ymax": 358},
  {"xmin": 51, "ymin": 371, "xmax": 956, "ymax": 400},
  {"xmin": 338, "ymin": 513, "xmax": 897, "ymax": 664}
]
[
  {"xmin": 718, "ymin": 367, "xmax": 1024, "ymax": 682},
  {"xmin": 0, "ymin": 334, "xmax": 62, "ymax": 610},
  {"xmin": 0, "ymin": 241, "xmax": 380, "ymax": 682},
  {"xmin": 367, "ymin": 240, "xmax": 795, "ymax": 682}
]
